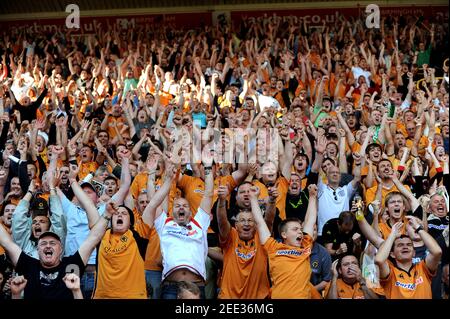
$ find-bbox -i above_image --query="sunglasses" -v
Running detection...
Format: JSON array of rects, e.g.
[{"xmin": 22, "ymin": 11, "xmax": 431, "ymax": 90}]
[{"xmin": 333, "ymin": 189, "xmax": 338, "ymax": 201}]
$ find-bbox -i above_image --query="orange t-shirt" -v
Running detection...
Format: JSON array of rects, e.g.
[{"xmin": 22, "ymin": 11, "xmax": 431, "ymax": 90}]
[
  {"xmin": 323, "ymin": 278, "xmax": 380, "ymax": 299},
  {"xmin": 429, "ymin": 161, "xmax": 444, "ymax": 181},
  {"xmin": 177, "ymin": 174, "xmax": 237, "ymax": 216},
  {"xmin": 106, "ymin": 116, "xmax": 126, "ymax": 139},
  {"xmin": 329, "ymin": 73, "xmax": 346, "ymax": 100},
  {"xmin": 294, "ymin": 80, "xmax": 307, "ymax": 97},
  {"xmin": 364, "ymin": 183, "xmax": 410, "ymax": 207},
  {"xmin": 406, "ymin": 136, "xmax": 428, "ymax": 155},
  {"xmin": 78, "ymin": 161, "xmax": 99, "ymax": 180},
  {"xmin": 218, "ymin": 228, "xmax": 270, "ymax": 299},
  {"xmin": 378, "ymin": 218, "xmax": 408, "ymax": 240},
  {"xmin": 263, "ymin": 235, "xmax": 313, "ymax": 299},
  {"xmin": 252, "ymin": 176, "xmax": 289, "ymax": 220},
  {"xmin": 133, "ymin": 212, "xmax": 162, "ymax": 272},
  {"xmin": 130, "ymin": 174, "xmax": 179, "ymax": 214},
  {"xmin": 380, "ymin": 260, "xmax": 434, "ymax": 299}
]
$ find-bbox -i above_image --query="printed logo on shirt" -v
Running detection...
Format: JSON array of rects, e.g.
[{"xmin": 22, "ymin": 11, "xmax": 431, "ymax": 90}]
[
  {"xmin": 394, "ymin": 276, "xmax": 424, "ymax": 290},
  {"xmin": 276, "ymin": 247, "xmax": 311, "ymax": 256},
  {"xmin": 428, "ymin": 223, "xmax": 447, "ymax": 230},
  {"xmin": 167, "ymin": 228, "xmax": 199, "ymax": 238},
  {"xmin": 40, "ymin": 271, "xmax": 59, "ymax": 286},
  {"xmin": 235, "ymin": 248, "xmax": 256, "ymax": 260}
]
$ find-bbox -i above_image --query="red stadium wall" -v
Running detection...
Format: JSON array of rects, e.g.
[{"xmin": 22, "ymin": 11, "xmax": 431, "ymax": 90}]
[{"xmin": 0, "ymin": 6, "xmax": 447, "ymax": 32}]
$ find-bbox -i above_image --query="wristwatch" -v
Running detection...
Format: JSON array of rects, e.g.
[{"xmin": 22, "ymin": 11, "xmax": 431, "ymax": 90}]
[{"xmin": 415, "ymin": 225, "xmax": 424, "ymax": 233}]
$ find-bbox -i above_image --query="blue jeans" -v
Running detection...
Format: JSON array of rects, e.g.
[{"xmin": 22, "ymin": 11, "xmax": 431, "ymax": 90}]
[
  {"xmin": 145, "ymin": 270, "xmax": 162, "ymax": 299},
  {"xmin": 80, "ymin": 271, "xmax": 95, "ymax": 299},
  {"xmin": 160, "ymin": 281, "xmax": 206, "ymax": 299}
]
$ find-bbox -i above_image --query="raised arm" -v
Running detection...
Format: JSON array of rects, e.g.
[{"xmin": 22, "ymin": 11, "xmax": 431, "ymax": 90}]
[
  {"xmin": 249, "ymin": 186, "xmax": 271, "ymax": 244},
  {"xmin": 231, "ymin": 163, "xmax": 249, "ymax": 186},
  {"xmin": 77, "ymin": 201, "xmax": 113, "ymax": 265},
  {"xmin": 68, "ymin": 164, "xmax": 101, "ymax": 228},
  {"xmin": 112, "ymin": 150, "xmax": 132, "ymax": 205},
  {"xmin": 327, "ymin": 260, "xmax": 339, "ymax": 299},
  {"xmin": 350, "ymin": 152, "xmax": 362, "ymax": 188},
  {"xmin": 303, "ymin": 184, "xmax": 318, "ymax": 236},
  {"xmin": 0, "ymin": 220, "xmax": 21, "ymax": 267},
  {"xmin": 216, "ymin": 184, "xmax": 231, "ymax": 243},
  {"xmin": 374, "ymin": 222, "xmax": 403, "ymax": 279},
  {"xmin": 406, "ymin": 216, "xmax": 442, "ymax": 273},
  {"xmin": 199, "ymin": 149, "xmax": 214, "ymax": 217},
  {"xmin": 390, "ymin": 171, "xmax": 420, "ymax": 212},
  {"xmin": 141, "ymin": 163, "xmax": 176, "ymax": 228},
  {"xmin": 356, "ymin": 213, "xmax": 384, "ymax": 249},
  {"xmin": 279, "ymin": 130, "xmax": 294, "ymax": 180}
]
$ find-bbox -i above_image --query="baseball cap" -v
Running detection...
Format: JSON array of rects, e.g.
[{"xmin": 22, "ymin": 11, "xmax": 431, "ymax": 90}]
[
  {"xmin": 38, "ymin": 231, "xmax": 61, "ymax": 242},
  {"xmin": 80, "ymin": 181, "xmax": 97, "ymax": 194},
  {"xmin": 30, "ymin": 197, "xmax": 49, "ymax": 216}
]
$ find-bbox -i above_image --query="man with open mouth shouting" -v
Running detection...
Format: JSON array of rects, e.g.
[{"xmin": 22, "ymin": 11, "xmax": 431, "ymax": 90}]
[
  {"xmin": 0, "ymin": 199, "xmax": 113, "ymax": 299},
  {"xmin": 250, "ymin": 183, "xmax": 319, "ymax": 298},
  {"xmin": 141, "ymin": 151, "xmax": 214, "ymax": 299}
]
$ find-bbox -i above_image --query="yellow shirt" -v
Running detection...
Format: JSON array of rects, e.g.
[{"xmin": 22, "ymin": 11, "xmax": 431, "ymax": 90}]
[{"xmin": 93, "ymin": 229, "xmax": 147, "ymax": 299}]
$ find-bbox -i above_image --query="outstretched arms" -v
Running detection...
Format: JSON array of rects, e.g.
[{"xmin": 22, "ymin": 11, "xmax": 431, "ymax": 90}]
[{"xmin": 142, "ymin": 162, "xmax": 176, "ymax": 228}]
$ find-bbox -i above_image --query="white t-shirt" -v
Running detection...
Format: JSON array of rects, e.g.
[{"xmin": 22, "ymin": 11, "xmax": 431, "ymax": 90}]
[
  {"xmin": 255, "ymin": 91, "xmax": 281, "ymax": 112},
  {"xmin": 351, "ymin": 66, "xmax": 371, "ymax": 87},
  {"xmin": 317, "ymin": 180, "xmax": 355, "ymax": 236},
  {"xmin": 155, "ymin": 207, "xmax": 211, "ymax": 281}
]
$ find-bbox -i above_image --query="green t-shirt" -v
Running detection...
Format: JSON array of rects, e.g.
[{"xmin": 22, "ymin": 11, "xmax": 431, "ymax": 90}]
[
  {"xmin": 415, "ymin": 44, "xmax": 431, "ymax": 67},
  {"xmin": 313, "ymin": 104, "xmax": 329, "ymax": 127}
]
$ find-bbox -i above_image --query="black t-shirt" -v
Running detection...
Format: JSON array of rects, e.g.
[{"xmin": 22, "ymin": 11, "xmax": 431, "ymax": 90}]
[
  {"xmin": 427, "ymin": 215, "xmax": 449, "ymax": 240},
  {"xmin": 16, "ymin": 251, "xmax": 85, "ymax": 299},
  {"xmin": 285, "ymin": 192, "xmax": 309, "ymax": 222},
  {"xmin": 321, "ymin": 218, "xmax": 365, "ymax": 260}
]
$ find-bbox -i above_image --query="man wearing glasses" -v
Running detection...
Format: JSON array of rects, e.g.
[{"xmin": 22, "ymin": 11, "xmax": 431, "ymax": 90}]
[
  {"xmin": 215, "ymin": 182, "xmax": 275, "ymax": 299},
  {"xmin": 317, "ymin": 153, "xmax": 362, "ymax": 242}
]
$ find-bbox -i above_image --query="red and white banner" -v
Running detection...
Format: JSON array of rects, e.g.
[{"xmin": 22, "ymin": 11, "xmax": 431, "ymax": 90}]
[{"xmin": 0, "ymin": 6, "xmax": 447, "ymax": 32}]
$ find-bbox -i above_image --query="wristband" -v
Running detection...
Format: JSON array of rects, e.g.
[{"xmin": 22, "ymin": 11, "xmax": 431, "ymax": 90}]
[
  {"xmin": 103, "ymin": 215, "xmax": 112, "ymax": 222},
  {"xmin": 415, "ymin": 225, "xmax": 424, "ymax": 234},
  {"xmin": 204, "ymin": 166, "xmax": 212, "ymax": 174},
  {"xmin": 27, "ymin": 190, "xmax": 33, "ymax": 196},
  {"xmin": 397, "ymin": 165, "xmax": 405, "ymax": 171},
  {"xmin": 69, "ymin": 159, "xmax": 78, "ymax": 165},
  {"xmin": 436, "ymin": 167, "xmax": 443, "ymax": 173}
]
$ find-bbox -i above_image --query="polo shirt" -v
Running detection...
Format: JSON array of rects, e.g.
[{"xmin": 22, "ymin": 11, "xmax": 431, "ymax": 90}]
[{"xmin": 317, "ymin": 180, "xmax": 355, "ymax": 235}]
